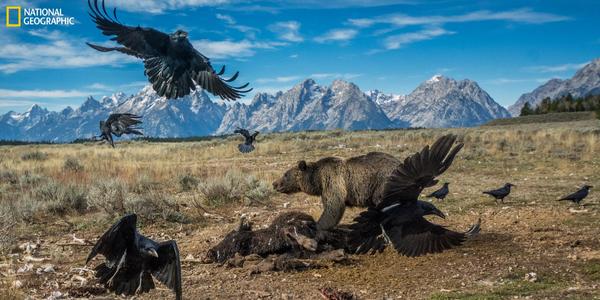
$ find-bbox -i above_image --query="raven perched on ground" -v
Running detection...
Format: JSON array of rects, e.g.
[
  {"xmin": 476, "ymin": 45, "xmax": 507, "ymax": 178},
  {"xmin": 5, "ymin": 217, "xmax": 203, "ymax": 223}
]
[
  {"xmin": 558, "ymin": 185, "xmax": 592, "ymax": 205},
  {"xmin": 348, "ymin": 135, "xmax": 480, "ymax": 257},
  {"xmin": 234, "ymin": 127, "xmax": 259, "ymax": 153},
  {"xmin": 86, "ymin": 214, "xmax": 182, "ymax": 300},
  {"xmin": 98, "ymin": 113, "xmax": 143, "ymax": 148},
  {"xmin": 86, "ymin": 0, "xmax": 251, "ymax": 100},
  {"xmin": 483, "ymin": 183, "xmax": 515, "ymax": 203},
  {"xmin": 427, "ymin": 182, "xmax": 450, "ymax": 200}
]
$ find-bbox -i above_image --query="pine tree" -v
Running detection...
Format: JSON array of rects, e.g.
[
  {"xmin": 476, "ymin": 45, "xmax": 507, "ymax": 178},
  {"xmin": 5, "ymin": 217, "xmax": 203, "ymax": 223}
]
[{"xmin": 520, "ymin": 102, "xmax": 533, "ymax": 116}]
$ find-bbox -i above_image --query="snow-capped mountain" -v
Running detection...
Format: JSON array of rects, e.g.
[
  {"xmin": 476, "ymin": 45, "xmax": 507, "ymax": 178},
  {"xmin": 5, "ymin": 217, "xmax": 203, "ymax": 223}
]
[
  {"xmin": 0, "ymin": 77, "xmax": 510, "ymax": 142},
  {"xmin": 508, "ymin": 58, "xmax": 600, "ymax": 116},
  {"xmin": 217, "ymin": 79, "xmax": 393, "ymax": 134},
  {"xmin": 381, "ymin": 75, "xmax": 511, "ymax": 128},
  {"xmin": 366, "ymin": 90, "xmax": 408, "ymax": 127},
  {"xmin": 0, "ymin": 87, "xmax": 225, "ymax": 142}
]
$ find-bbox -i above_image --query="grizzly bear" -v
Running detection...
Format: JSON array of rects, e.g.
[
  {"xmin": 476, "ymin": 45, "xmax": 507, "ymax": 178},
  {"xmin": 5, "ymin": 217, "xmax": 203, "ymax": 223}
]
[{"xmin": 272, "ymin": 152, "xmax": 400, "ymax": 231}]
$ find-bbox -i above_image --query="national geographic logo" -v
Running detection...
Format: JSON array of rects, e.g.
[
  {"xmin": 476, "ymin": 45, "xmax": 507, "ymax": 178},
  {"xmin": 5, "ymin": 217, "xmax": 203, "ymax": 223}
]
[
  {"xmin": 5, "ymin": 6, "xmax": 21, "ymax": 27},
  {"xmin": 5, "ymin": 6, "xmax": 76, "ymax": 27}
]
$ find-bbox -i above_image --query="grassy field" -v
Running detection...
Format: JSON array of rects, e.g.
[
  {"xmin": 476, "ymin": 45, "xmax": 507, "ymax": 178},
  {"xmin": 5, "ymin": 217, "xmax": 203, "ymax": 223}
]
[{"xmin": 1, "ymin": 119, "xmax": 599, "ymax": 299}]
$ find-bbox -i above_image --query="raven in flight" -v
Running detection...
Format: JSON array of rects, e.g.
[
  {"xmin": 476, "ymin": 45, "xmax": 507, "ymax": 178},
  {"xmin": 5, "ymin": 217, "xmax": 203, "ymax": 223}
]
[
  {"xmin": 86, "ymin": 214, "xmax": 182, "ymax": 300},
  {"xmin": 234, "ymin": 127, "xmax": 259, "ymax": 153},
  {"xmin": 427, "ymin": 182, "xmax": 450, "ymax": 200},
  {"xmin": 98, "ymin": 113, "xmax": 143, "ymax": 148},
  {"xmin": 558, "ymin": 185, "xmax": 592, "ymax": 205},
  {"xmin": 348, "ymin": 135, "xmax": 480, "ymax": 257},
  {"xmin": 86, "ymin": 0, "xmax": 251, "ymax": 100},
  {"xmin": 483, "ymin": 183, "xmax": 515, "ymax": 203}
]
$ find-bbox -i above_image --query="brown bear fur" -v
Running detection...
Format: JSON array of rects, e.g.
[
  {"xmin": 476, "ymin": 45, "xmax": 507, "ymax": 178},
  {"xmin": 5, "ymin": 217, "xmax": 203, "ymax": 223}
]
[{"xmin": 272, "ymin": 152, "xmax": 399, "ymax": 230}]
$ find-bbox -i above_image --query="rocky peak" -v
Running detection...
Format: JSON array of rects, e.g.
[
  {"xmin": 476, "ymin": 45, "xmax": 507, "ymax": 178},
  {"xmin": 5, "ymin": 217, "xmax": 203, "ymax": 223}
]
[{"xmin": 508, "ymin": 57, "xmax": 600, "ymax": 116}]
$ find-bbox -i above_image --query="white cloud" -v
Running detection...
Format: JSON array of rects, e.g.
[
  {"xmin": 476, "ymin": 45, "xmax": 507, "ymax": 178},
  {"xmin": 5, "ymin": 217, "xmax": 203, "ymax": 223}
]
[
  {"xmin": 256, "ymin": 76, "xmax": 303, "ymax": 84},
  {"xmin": 524, "ymin": 62, "xmax": 589, "ymax": 73},
  {"xmin": 254, "ymin": 73, "xmax": 362, "ymax": 85},
  {"xmin": 383, "ymin": 27, "xmax": 454, "ymax": 50},
  {"xmin": 192, "ymin": 39, "xmax": 287, "ymax": 59},
  {"xmin": 310, "ymin": 73, "xmax": 362, "ymax": 79},
  {"xmin": 86, "ymin": 83, "xmax": 113, "ymax": 90},
  {"xmin": 215, "ymin": 13, "xmax": 260, "ymax": 38},
  {"xmin": 119, "ymin": 81, "xmax": 151, "ymax": 89},
  {"xmin": 228, "ymin": 0, "xmax": 416, "ymax": 11},
  {"xmin": 108, "ymin": 0, "xmax": 231, "ymax": 14},
  {"xmin": 0, "ymin": 29, "xmax": 136, "ymax": 74},
  {"xmin": 486, "ymin": 77, "xmax": 556, "ymax": 85},
  {"xmin": 0, "ymin": 88, "xmax": 92, "ymax": 98},
  {"xmin": 216, "ymin": 13, "xmax": 236, "ymax": 25},
  {"xmin": 349, "ymin": 8, "xmax": 570, "ymax": 28},
  {"xmin": 0, "ymin": 100, "xmax": 39, "ymax": 108},
  {"xmin": 269, "ymin": 21, "xmax": 304, "ymax": 42},
  {"xmin": 315, "ymin": 29, "xmax": 358, "ymax": 43}
]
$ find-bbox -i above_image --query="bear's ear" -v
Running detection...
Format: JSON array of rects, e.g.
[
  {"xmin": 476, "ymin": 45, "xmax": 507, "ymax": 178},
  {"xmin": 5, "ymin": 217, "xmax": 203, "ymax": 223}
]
[{"xmin": 298, "ymin": 160, "xmax": 308, "ymax": 171}]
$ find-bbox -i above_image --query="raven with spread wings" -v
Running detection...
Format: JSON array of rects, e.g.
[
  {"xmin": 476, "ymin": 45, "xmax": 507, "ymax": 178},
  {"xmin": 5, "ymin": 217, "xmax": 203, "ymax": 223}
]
[
  {"xmin": 234, "ymin": 127, "xmax": 259, "ymax": 153},
  {"xmin": 86, "ymin": 214, "xmax": 182, "ymax": 300},
  {"xmin": 86, "ymin": 0, "xmax": 251, "ymax": 100},
  {"xmin": 348, "ymin": 134, "xmax": 480, "ymax": 256},
  {"xmin": 98, "ymin": 113, "xmax": 143, "ymax": 148}
]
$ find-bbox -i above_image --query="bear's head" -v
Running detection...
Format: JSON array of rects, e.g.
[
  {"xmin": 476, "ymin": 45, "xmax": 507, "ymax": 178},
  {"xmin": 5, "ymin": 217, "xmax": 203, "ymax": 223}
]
[{"xmin": 272, "ymin": 160, "xmax": 319, "ymax": 195}]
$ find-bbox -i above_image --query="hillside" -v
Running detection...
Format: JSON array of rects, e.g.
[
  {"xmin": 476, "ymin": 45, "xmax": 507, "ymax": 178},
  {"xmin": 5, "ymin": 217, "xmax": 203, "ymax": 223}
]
[
  {"xmin": 484, "ymin": 111, "xmax": 598, "ymax": 126},
  {"xmin": 509, "ymin": 58, "xmax": 600, "ymax": 116}
]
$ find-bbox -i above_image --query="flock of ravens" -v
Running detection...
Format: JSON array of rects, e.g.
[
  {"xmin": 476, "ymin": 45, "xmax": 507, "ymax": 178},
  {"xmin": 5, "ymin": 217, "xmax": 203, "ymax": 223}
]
[{"xmin": 78, "ymin": 1, "xmax": 593, "ymax": 299}]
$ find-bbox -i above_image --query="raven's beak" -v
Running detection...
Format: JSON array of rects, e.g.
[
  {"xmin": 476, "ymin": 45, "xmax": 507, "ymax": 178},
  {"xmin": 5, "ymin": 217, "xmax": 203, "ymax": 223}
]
[
  {"xmin": 148, "ymin": 248, "xmax": 159, "ymax": 258},
  {"xmin": 431, "ymin": 208, "xmax": 446, "ymax": 219}
]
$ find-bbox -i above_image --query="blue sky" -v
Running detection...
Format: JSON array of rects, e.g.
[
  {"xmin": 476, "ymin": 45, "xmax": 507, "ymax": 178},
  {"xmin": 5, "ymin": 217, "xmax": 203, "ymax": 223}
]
[{"xmin": 0, "ymin": 0, "xmax": 598, "ymax": 113}]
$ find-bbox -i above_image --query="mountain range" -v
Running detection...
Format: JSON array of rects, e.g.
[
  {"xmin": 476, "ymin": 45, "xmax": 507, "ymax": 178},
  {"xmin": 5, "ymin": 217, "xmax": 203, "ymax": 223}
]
[
  {"xmin": 508, "ymin": 58, "xmax": 600, "ymax": 116},
  {"xmin": 1, "ymin": 76, "xmax": 511, "ymax": 142}
]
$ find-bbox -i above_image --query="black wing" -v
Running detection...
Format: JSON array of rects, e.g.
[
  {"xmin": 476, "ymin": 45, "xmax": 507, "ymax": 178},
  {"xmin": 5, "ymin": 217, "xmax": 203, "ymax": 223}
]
[
  {"xmin": 88, "ymin": 0, "xmax": 251, "ymax": 100},
  {"xmin": 106, "ymin": 113, "xmax": 143, "ymax": 136},
  {"xmin": 386, "ymin": 217, "xmax": 480, "ymax": 257},
  {"xmin": 143, "ymin": 46, "xmax": 252, "ymax": 100},
  {"xmin": 234, "ymin": 127, "xmax": 251, "ymax": 138},
  {"xmin": 87, "ymin": 0, "xmax": 169, "ymax": 58},
  {"xmin": 191, "ymin": 61, "xmax": 253, "ymax": 101},
  {"xmin": 86, "ymin": 214, "xmax": 137, "ymax": 264},
  {"xmin": 149, "ymin": 241, "xmax": 182, "ymax": 300},
  {"xmin": 379, "ymin": 134, "xmax": 463, "ymax": 208},
  {"xmin": 347, "ymin": 208, "xmax": 389, "ymax": 254}
]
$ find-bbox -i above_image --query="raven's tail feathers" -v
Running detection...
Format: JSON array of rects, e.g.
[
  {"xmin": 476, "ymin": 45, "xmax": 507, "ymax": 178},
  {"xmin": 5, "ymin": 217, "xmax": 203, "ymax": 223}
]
[{"xmin": 238, "ymin": 144, "xmax": 255, "ymax": 153}]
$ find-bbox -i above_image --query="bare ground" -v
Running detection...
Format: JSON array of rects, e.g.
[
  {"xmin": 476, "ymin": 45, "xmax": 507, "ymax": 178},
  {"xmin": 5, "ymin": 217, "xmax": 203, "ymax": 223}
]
[{"xmin": 1, "ymin": 121, "xmax": 600, "ymax": 299}]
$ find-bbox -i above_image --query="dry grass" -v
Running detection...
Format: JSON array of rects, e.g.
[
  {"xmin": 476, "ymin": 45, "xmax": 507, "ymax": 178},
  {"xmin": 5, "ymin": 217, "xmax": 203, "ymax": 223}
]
[{"xmin": 0, "ymin": 119, "xmax": 599, "ymax": 299}]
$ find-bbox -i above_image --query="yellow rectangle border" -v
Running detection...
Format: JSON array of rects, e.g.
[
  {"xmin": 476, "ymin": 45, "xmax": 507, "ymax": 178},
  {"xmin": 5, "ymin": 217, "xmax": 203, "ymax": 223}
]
[{"xmin": 6, "ymin": 6, "xmax": 22, "ymax": 27}]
